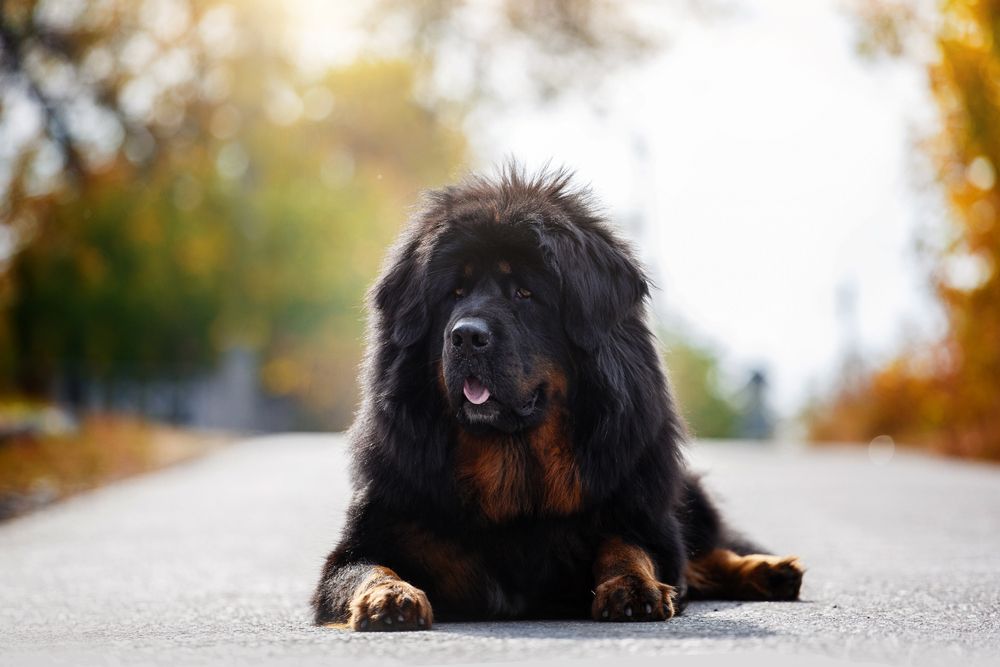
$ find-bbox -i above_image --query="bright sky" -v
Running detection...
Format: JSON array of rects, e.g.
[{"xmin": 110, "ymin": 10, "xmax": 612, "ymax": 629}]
[
  {"xmin": 469, "ymin": 0, "xmax": 940, "ymax": 417},
  {"xmin": 289, "ymin": 0, "xmax": 940, "ymax": 418}
]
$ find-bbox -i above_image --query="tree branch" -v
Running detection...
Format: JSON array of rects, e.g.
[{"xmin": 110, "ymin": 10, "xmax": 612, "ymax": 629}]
[{"xmin": 0, "ymin": 8, "xmax": 86, "ymax": 184}]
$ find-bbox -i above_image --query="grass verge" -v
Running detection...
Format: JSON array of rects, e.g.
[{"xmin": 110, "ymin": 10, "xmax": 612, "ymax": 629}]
[{"xmin": 0, "ymin": 412, "xmax": 227, "ymax": 521}]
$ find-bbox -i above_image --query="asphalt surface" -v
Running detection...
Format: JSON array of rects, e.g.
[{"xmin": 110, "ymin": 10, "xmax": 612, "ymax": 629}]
[{"xmin": 1, "ymin": 434, "xmax": 998, "ymax": 667}]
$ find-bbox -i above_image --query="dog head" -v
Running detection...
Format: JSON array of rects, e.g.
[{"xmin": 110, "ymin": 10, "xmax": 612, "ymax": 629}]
[{"xmin": 370, "ymin": 167, "xmax": 649, "ymax": 434}]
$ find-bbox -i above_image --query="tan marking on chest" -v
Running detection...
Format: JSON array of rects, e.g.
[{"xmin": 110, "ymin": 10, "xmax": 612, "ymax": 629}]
[
  {"xmin": 528, "ymin": 406, "xmax": 583, "ymax": 515},
  {"xmin": 456, "ymin": 431, "xmax": 533, "ymax": 522},
  {"xmin": 594, "ymin": 537, "xmax": 658, "ymax": 581},
  {"xmin": 455, "ymin": 371, "xmax": 582, "ymax": 521}
]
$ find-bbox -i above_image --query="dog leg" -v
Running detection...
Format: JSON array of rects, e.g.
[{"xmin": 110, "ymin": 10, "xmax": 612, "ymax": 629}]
[
  {"xmin": 685, "ymin": 548, "xmax": 804, "ymax": 601},
  {"xmin": 313, "ymin": 559, "xmax": 433, "ymax": 631},
  {"xmin": 591, "ymin": 537, "xmax": 676, "ymax": 622}
]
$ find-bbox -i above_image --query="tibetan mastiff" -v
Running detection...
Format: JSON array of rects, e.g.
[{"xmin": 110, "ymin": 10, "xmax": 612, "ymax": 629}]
[{"xmin": 312, "ymin": 167, "xmax": 803, "ymax": 630}]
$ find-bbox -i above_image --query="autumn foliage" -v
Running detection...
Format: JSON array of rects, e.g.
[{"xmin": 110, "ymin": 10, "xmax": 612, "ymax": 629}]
[
  {"xmin": 0, "ymin": 1, "xmax": 657, "ymax": 431},
  {"xmin": 0, "ymin": 2, "xmax": 467, "ymax": 427},
  {"xmin": 811, "ymin": 0, "xmax": 1000, "ymax": 460}
]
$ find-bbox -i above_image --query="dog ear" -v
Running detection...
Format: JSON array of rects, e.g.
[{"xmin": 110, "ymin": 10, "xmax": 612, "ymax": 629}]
[
  {"xmin": 370, "ymin": 230, "xmax": 429, "ymax": 348},
  {"xmin": 546, "ymin": 224, "xmax": 650, "ymax": 351}
]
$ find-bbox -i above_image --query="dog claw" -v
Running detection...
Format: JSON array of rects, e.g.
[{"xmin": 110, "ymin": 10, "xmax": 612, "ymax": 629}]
[{"xmin": 592, "ymin": 574, "xmax": 675, "ymax": 622}]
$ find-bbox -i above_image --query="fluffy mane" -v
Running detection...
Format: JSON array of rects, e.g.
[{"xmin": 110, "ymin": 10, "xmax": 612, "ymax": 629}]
[{"xmin": 351, "ymin": 165, "xmax": 686, "ymax": 515}]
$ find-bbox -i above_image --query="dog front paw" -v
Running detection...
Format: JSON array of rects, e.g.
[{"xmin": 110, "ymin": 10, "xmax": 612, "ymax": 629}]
[
  {"xmin": 592, "ymin": 574, "xmax": 675, "ymax": 622},
  {"xmin": 349, "ymin": 579, "xmax": 433, "ymax": 631}
]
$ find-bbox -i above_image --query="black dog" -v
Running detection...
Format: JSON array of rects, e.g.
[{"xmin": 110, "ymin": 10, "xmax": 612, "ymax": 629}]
[{"xmin": 312, "ymin": 166, "xmax": 803, "ymax": 630}]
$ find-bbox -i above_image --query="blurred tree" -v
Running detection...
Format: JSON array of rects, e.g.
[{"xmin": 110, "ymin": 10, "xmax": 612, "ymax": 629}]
[
  {"xmin": 1, "ymin": 0, "xmax": 668, "ymax": 198},
  {"xmin": 811, "ymin": 1, "xmax": 1000, "ymax": 459},
  {"xmin": 366, "ymin": 0, "xmax": 659, "ymax": 105},
  {"xmin": 0, "ymin": 1, "xmax": 466, "ymax": 425},
  {"xmin": 1, "ymin": 0, "xmax": 665, "ymax": 428},
  {"xmin": 662, "ymin": 333, "xmax": 739, "ymax": 439}
]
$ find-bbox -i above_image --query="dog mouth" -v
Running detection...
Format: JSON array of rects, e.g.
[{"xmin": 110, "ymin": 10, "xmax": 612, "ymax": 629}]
[
  {"xmin": 463, "ymin": 376, "xmax": 491, "ymax": 405},
  {"xmin": 461, "ymin": 376, "xmax": 542, "ymax": 417}
]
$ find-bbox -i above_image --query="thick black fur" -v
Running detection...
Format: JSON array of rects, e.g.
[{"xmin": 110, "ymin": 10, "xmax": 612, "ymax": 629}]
[{"xmin": 312, "ymin": 166, "xmax": 776, "ymax": 627}]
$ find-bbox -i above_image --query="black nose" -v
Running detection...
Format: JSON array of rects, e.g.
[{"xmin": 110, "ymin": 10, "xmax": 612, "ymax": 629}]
[{"xmin": 450, "ymin": 317, "xmax": 492, "ymax": 353}]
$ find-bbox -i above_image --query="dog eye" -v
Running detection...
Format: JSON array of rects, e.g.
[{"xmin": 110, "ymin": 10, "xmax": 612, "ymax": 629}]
[
  {"xmin": 514, "ymin": 287, "xmax": 532, "ymax": 300},
  {"xmin": 454, "ymin": 287, "xmax": 466, "ymax": 299}
]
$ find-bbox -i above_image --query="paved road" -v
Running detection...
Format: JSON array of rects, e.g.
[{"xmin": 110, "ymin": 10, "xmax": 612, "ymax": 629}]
[{"xmin": 1, "ymin": 435, "xmax": 998, "ymax": 666}]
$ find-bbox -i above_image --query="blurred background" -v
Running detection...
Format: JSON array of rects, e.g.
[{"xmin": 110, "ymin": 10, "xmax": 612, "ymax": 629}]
[{"xmin": 1, "ymin": 0, "xmax": 998, "ymax": 518}]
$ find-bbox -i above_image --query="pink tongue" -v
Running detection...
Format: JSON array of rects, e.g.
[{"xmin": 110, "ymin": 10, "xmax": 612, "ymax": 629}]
[{"xmin": 463, "ymin": 377, "xmax": 491, "ymax": 405}]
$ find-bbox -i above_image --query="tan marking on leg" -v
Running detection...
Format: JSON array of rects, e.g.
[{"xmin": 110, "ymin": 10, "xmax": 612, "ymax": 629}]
[
  {"xmin": 685, "ymin": 549, "xmax": 804, "ymax": 601},
  {"xmin": 594, "ymin": 537, "xmax": 658, "ymax": 582},
  {"xmin": 592, "ymin": 537, "xmax": 676, "ymax": 621}
]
